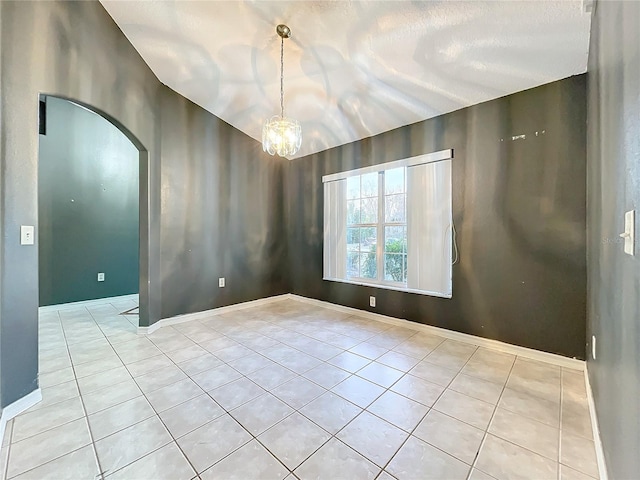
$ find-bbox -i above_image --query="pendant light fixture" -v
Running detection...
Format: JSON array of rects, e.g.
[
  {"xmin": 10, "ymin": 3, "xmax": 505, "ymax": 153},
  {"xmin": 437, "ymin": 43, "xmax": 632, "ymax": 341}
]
[{"xmin": 262, "ymin": 24, "xmax": 302, "ymax": 157}]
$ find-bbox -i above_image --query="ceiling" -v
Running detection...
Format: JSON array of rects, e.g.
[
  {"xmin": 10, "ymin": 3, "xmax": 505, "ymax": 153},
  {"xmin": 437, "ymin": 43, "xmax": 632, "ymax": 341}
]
[{"xmin": 99, "ymin": 1, "xmax": 591, "ymax": 160}]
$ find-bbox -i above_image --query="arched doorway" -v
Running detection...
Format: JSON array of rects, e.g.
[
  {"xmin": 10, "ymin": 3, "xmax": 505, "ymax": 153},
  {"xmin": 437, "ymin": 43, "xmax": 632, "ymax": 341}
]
[{"xmin": 37, "ymin": 94, "xmax": 154, "ymax": 328}]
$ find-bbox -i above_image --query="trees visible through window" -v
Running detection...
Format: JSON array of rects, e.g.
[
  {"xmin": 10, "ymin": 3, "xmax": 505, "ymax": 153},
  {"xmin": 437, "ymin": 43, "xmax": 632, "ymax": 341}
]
[{"xmin": 323, "ymin": 149, "xmax": 454, "ymax": 298}]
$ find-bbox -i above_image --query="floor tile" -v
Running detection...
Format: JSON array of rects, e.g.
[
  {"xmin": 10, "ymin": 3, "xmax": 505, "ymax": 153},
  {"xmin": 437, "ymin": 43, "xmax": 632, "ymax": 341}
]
[
  {"xmin": 328, "ymin": 351, "xmax": 371, "ymax": 373},
  {"xmin": 33, "ymin": 298, "xmax": 598, "ymax": 480},
  {"xmin": 27, "ymin": 380, "xmax": 79, "ymax": 412},
  {"xmin": 506, "ymin": 358, "xmax": 561, "ymax": 403},
  {"xmin": 177, "ymin": 354, "xmax": 224, "ymax": 376},
  {"xmin": 489, "ymin": 407, "xmax": 559, "ymax": 460},
  {"xmin": 135, "ymin": 364, "xmax": 188, "ymax": 394},
  {"xmin": 94, "ymin": 416, "xmax": 172, "ymax": 475},
  {"xmin": 191, "ymin": 364, "xmax": 242, "ymax": 392},
  {"xmin": 461, "ymin": 349, "xmax": 515, "ymax": 385},
  {"xmin": 159, "ymin": 394, "xmax": 225, "ymax": 438},
  {"xmin": 392, "ymin": 338, "xmax": 440, "ymax": 360},
  {"xmin": 476, "ymin": 434, "xmax": 557, "ymax": 480},
  {"xmin": 146, "ymin": 378, "xmax": 204, "ymax": 412},
  {"xmin": 409, "ymin": 360, "xmax": 459, "ymax": 386},
  {"xmin": 107, "ymin": 442, "xmax": 195, "ymax": 480},
  {"xmin": 302, "ymin": 363, "xmax": 351, "ymax": 389},
  {"xmin": 349, "ymin": 342, "xmax": 389, "ymax": 360},
  {"xmin": 271, "ymin": 376, "xmax": 326, "ymax": 409},
  {"xmin": 331, "ymin": 376, "xmax": 385, "ymax": 408},
  {"xmin": 230, "ymin": 393, "xmax": 294, "ymax": 435},
  {"xmin": 498, "ymin": 387, "xmax": 560, "ymax": 427},
  {"xmin": 246, "ymin": 363, "xmax": 297, "ymax": 390},
  {"xmin": 11, "ymin": 445, "xmax": 99, "ymax": 480},
  {"xmin": 426, "ymin": 340, "xmax": 477, "ymax": 370},
  {"xmin": 299, "ymin": 392, "xmax": 362, "ymax": 434},
  {"xmin": 434, "ymin": 389, "xmax": 495, "ymax": 430},
  {"xmin": 376, "ymin": 351, "xmax": 421, "ymax": 372},
  {"xmin": 214, "ymin": 344, "xmax": 254, "ymax": 362},
  {"xmin": 200, "ymin": 440, "xmax": 288, "ymax": 480},
  {"xmin": 337, "ymin": 411, "xmax": 408, "ymax": 467},
  {"xmin": 560, "ymin": 464, "xmax": 598, "ymax": 480},
  {"xmin": 7, "ymin": 418, "xmax": 92, "ymax": 478},
  {"xmin": 258, "ymin": 413, "xmax": 331, "ymax": 470},
  {"xmin": 562, "ymin": 395, "xmax": 593, "ymax": 439},
  {"xmin": 378, "ymin": 471, "xmax": 397, "ymax": 480},
  {"xmin": 77, "ymin": 365, "xmax": 132, "ymax": 395},
  {"xmin": 449, "ymin": 373, "xmax": 503, "ymax": 404},
  {"xmin": 12, "ymin": 396, "xmax": 85, "ymax": 443},
  {"xmin": 390, "ymin": 374, "xmax": 446, "ymax": 406},
  {"xmin": 227, "ymin": 352, "xmax": 275, "ymax": 375},
  {"xmin": 73, "ymin": 355, "xmax": 124, "ymax": 379},
  {"xmin": 295, "ymin": 438, "xmax": 380, "ymax": 480},
  {"xmin": 177, "ymin": 414, "xmax": 251, "ymax": 473},
  {"xmin": 386, "ymin": 435, "xmax": 470, "ymax": 480},
  {"xmin": 82, "ymin": 378, "xmax": 143, "ymax": 415},
  {"xmin": 88, "ymin": 395, "xmax": 156, "ymax": 440},
  {"xmin": 414, "ymin": 410, "xmax": 484, "ymax": 465},
  {"xmin": 469, "ymin": 468, "xmax": 498, "ymax": 480},
  {"xmin": 209, "ymin": 377, "xmax": 266, "ymax": 410},
  {"xmin": 561, "ymin": 431, "xmax": 599, "ymax": 478},
  {"xmin": 367, "ymin": 390, "xmax": 429, "ymax": 432},
  {"xmin": 562, "ymin": 370, "xmax": 588, "ymax": 401},
  {"xmin": 357, "ymin": 362, "xmax": 404, "ymax": 388},
  {"xmin": 37, "ymin": 367, "xmax": 76, "ymax": 388}
]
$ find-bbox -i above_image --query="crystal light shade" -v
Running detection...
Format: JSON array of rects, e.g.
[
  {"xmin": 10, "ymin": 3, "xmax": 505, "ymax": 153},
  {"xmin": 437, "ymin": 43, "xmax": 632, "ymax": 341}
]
[{"xmin": 262, "ymin": 115, "xmax": 302, "ymax": 157}]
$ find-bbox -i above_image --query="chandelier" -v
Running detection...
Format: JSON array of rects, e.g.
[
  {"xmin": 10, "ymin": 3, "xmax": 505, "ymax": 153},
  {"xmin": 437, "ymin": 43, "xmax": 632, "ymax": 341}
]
[{"xmin": 262, "ymin": 24, "xmax": 302, "ymax": 157}]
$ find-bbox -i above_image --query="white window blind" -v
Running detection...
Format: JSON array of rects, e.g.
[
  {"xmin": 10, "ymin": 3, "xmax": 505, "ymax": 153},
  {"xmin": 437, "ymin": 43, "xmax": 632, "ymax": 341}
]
[
  {"xmin": 323, "ymin": 179, "xmax": 347, "ymax": 280},
  {"xmin": 323, "ymin": 149, "xmax": 453, "ymax": 298}
]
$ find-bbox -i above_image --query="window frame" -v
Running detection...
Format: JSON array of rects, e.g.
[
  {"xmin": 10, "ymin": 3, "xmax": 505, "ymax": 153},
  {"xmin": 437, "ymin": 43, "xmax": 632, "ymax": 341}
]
[
  {"xmin": 346, "ymin": 170, "xmax": 408, "ymax": 288},
  {"xmin": 323, "ymin": 148, "xmax": 454, "ymax": 299}
]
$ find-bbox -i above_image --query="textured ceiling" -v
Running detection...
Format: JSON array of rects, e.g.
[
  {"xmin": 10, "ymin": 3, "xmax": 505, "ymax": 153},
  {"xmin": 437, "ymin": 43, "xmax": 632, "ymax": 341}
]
[{"xmin": 100, "ymin": 1, "xmax": 591, "ymax": 159}]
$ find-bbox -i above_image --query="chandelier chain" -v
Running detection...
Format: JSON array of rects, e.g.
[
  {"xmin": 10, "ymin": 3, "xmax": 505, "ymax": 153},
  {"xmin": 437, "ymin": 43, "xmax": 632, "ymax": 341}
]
[{"xmin": 280, "ymin": 35, "xmax": 284, "ymax": 118}]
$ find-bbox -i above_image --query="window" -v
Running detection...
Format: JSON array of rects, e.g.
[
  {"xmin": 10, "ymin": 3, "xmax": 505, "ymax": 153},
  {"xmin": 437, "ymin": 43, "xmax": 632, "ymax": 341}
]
[{"xmin": 323, "ymin": 149, "xmax": 453, "ymax": 298}]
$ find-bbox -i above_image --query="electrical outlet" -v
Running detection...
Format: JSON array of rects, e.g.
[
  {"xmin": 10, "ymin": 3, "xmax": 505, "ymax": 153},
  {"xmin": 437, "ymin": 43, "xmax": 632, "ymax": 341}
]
[
  {"xmin": 369, "ymin": 296, "xmax": 376, "ymax": 307},
  {"xmin": 20, "ymin": 225, "xmax": 35, "ymax": 245},
  {"xmin": 219, "ymin": 277, "xmax": 225, "ymax": 288},
  {"xmin": 592, "ymin": 335, "xmax": 596, "ymax": 360},
  {"xmin": 97, "ymin": 272, "xmax": 105, "ymax": 282}
]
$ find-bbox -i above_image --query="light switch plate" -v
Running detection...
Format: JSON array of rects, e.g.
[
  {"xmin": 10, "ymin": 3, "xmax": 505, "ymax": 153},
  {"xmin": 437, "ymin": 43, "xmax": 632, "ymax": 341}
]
[
  {"xmin": 621, "ymin": 210, "xmax": 635, "ymax": 256},
  {"xmin": 20, "ymin": 226, "xmax": 35, "ymax": 245}
]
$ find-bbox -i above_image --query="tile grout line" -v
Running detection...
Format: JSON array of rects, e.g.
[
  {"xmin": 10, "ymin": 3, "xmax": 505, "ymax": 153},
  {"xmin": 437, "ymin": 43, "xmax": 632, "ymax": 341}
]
[{"xmin": 466, "ymin": 352, "xmax": 517, "ymax": 480}]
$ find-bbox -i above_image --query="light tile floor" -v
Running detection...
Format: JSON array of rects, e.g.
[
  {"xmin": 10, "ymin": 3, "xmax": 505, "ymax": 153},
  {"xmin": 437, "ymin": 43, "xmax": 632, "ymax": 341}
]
[{"xmin": 0, "ymin": 298, "xmax": 600, "ymax": 480}]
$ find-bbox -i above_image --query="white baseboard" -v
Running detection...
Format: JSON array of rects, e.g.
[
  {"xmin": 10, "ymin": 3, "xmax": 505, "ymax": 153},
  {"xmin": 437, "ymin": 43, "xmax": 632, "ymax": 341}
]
[
  {"xmin": 585, "ymin": 366, "xmax": 608, "ymax": 480},
  {"xmin": 138, "ymin": 294, "xmax": 291, "ymax": 335},
  {"xmin": 288, "ymin": 294, "xmax": 585, "ymax": 371},
  {"xmin": 39, "ymin": 293, "xmax": 139, "ymax": 313},
  {"xmin": 0, "ymin": 389, "xmax": 42, "ymax": 449}
]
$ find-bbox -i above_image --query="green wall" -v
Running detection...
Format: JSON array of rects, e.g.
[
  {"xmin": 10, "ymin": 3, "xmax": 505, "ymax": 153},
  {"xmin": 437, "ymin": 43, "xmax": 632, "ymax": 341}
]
[{"xmin": 38, "ymin": 97, "xmax": 139, "ymax": 306}]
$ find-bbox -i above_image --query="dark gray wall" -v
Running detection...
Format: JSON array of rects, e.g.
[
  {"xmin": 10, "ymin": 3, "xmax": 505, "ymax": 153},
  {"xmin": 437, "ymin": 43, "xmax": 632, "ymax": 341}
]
[
  {"xmin": 0, "ymin": 1, "xmax": 285, "ymax": 408},
  {"xmin": 0, "ymin": 0, "xmax": 160, "ymax": 407},
  {"xmin": 39, "ymin": 97, "xmax": 139, "ymax": 306},
  {"xmin": 287, "ymin": 76, "xmax": 587, "ymax": 359},
  {"xmin": 159, "ymin": 90, "xmax": 288, "ymax": 319},
  {"xmin": 586, "ymin": 1, "xmax": 640, "ymax": 478}
]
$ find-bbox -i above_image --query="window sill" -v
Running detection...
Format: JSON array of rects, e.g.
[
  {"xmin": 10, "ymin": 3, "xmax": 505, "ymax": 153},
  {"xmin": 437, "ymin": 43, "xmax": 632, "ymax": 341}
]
[{"xmin": 323, "ymin": 277, "xmax": 452, "ymax": 299}]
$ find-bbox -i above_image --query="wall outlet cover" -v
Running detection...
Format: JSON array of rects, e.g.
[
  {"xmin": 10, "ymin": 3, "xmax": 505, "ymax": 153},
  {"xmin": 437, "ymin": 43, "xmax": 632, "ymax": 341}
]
[
  {"xmin": 97, "ymin": 272, "xmax": 105, "ymax": 282},
  {"xmin": 219, "ymin": 277, "xmax": 225, "ymax": 288},
  {"xmin": 20, "ymin": 225, "xmax": 35, "ymax": 245},
  {"xmin": 369, "ymin": 296, "xmax": 376, "ymax": 307}
]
